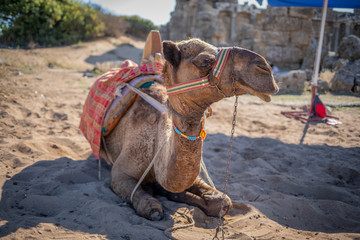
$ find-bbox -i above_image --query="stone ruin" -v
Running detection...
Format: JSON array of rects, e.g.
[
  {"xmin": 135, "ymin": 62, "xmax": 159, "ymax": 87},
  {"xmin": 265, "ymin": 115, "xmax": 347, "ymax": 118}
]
[{"xmin": 161, "ymin": 0, "xmax": 360, "ymax": 93}]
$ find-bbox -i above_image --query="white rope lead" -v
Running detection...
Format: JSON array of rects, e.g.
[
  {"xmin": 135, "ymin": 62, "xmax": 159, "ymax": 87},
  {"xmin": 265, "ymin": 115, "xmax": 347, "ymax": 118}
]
[
  {"xmin": 130, "ymin": 135, "xmax": 170, "ymax": 203},
  {"xmin": 201, "ymin": 157, "xmax": 216, "ymax": 189}
]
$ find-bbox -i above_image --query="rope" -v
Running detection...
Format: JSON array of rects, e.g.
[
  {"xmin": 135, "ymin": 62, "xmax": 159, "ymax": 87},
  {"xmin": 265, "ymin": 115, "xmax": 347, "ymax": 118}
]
[
  {"xmin": 164, "ymin": 209, "xmax": 195, "ymax": 238},
  {"xmin": 166, "ymin": 100, "xmax": 193, "ymax": 123},
  {"xmin": 124, "ymin": 83, "xmax": 167, "ymax": 114},
  {"xmin": 130, "ymin": 134, "xmax": 170, "ymax": 203},
  {"xmin": 201, "ymin": 157, "xmax": 216, "ymax": 189},
  {"xmin": 102, "ymin": 136, "xmax": 114, "ymax": 164}
]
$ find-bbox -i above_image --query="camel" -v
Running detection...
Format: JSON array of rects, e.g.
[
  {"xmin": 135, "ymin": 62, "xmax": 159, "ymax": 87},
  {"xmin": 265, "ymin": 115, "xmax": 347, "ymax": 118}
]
[{"xmin": 99, "ymin": 37, "xmax": 279, "ymax": 220}]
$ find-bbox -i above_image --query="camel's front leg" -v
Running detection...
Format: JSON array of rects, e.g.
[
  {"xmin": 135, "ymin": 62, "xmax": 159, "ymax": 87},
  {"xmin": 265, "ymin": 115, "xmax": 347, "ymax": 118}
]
[
  {"xmin": 111, "ymin": 160, "xmax": 163, "ymax": 221},
  {"xmin": 155, "ymin": 176, "xmax": 232, "ymax": 217}
]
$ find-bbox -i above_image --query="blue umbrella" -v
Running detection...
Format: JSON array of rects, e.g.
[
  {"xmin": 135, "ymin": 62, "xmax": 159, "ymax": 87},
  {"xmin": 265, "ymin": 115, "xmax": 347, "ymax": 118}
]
[{"xmin": 268, "ymin": 0, "xmax": 360, "ymax": 8}]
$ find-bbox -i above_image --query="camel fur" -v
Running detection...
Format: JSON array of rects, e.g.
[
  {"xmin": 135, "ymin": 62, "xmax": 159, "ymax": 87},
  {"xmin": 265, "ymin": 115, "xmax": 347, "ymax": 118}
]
[{"xmin": 100, "ymin": 38, "xmax": 279, "ymax": 220}]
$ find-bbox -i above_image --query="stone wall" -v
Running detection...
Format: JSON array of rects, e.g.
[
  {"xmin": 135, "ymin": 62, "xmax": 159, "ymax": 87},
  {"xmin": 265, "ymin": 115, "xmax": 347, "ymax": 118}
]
[{"xmin": 161, "ymin": 0, "xmax": 360, "ymax": 70}]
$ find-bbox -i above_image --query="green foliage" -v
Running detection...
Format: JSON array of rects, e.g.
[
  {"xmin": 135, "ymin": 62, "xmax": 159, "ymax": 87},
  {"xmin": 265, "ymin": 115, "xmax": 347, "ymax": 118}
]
[
  {"xmin": 0, "ymin": 0, "xmax": 105, "ymax": 47},
  {"xmin": 121, "ymin": 15, "xmax": 159, "ymax": 39}
]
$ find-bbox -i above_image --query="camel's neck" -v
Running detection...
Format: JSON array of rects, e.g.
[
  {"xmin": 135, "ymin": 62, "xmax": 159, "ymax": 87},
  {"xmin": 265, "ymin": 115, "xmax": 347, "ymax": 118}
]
[{"xmin": 154, "ymin": 96, "xmax": 208, "ymax": 193}]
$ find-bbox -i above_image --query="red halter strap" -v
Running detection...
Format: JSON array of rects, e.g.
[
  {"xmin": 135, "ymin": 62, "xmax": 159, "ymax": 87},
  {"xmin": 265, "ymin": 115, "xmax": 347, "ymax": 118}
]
[{"xmin": 166, "ymin": 48, "xmax": 232, "ymax": 96}]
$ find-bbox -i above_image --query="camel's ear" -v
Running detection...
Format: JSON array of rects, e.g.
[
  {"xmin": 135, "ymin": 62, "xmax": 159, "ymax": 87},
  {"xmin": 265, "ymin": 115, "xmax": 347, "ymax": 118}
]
[
  {"xmin": 163, "ymin": 40, "xmax": 181, "ymax": 67},
  {"xmin": 191, "ymin": 52, "xmax": 216, "ymax": 71}
]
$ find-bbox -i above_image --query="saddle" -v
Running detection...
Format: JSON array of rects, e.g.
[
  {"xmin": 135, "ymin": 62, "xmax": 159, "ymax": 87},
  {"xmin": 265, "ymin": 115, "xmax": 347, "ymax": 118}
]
[{"xmin": 79, "ymin": 31, "xmax": 164, "ymax": 159}]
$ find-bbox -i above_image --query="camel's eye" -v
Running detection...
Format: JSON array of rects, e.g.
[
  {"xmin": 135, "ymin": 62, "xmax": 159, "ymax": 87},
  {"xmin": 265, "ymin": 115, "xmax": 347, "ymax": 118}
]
[{"xmin": 191, "ymin": 53, "xmax": 216, "ymax": 70}]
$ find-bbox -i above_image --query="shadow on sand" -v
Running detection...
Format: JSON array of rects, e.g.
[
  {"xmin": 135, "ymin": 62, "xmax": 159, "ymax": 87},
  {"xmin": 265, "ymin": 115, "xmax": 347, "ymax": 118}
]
[
  {"xmin": 0, "ymin": 135, "xmax": 359, "ymax": 238},
  {"xmin": 85, "ymin": 43, "xmax": 143, "ymax": 66}
]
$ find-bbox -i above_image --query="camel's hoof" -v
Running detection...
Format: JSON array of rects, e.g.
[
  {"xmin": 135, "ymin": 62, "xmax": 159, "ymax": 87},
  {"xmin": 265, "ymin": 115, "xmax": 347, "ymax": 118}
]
[
  {"xmin": 203, "ymin": 192, "xmax": 232, "ymax": 217},
  {"xmin": 149, "ymin": 210, "xmax": 163, "ymax": 221},
  {"xmin": 218, "ymin": 195, "xmax": 232, "ymax": 217},
  {"xmin": 135, "ymin": 197, "xmax": 163, "ymax": 221}
]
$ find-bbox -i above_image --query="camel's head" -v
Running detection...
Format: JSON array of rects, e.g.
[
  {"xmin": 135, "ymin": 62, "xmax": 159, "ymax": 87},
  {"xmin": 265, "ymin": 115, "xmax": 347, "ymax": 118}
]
[{"xmin": 163, "ymin": 39, "xmax": 279, "ymax": 103}]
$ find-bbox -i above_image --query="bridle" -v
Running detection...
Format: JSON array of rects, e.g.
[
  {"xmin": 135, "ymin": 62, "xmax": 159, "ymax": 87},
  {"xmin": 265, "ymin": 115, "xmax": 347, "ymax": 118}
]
[
  {"xmin": 165, "ymin": 47, "xmax": 235, "ymax": 141},
  {"xmin": 166, "ymin": 48, "xmax": 233, "ymax": 97}
]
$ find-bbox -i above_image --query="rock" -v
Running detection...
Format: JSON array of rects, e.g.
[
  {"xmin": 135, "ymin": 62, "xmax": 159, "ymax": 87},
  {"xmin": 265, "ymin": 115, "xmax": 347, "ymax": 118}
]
[
  {"xmin": 334, "ymin": 58, "xmax": 350, "ymax": 71},
  {"xmin": 317, "ymin": 79, "xmax": 330, "ymax": 92},
  {"xmin": 336, "ymin": 35, "xmax": 360, "ymax": 61},
  {"xmin": 301, "ymin": 38, "xmax": 327, "ymax": 70},
  {"xmin": 351, "ymin": 74, "xmax": 360, "ymax": 93},
  {"xmin": 355, "ymin": 74, "xmax": 360, "ymax": 85},
  {"xmin": 305, "ymin": 69, "xmax": 313, "ymax": 81},
  {"xmin": 322, "ymin": 55, "xmax": 339, "ymax": 70},
  {"xmin": 0, "ymin": 56, "xmax": 9, "ymax": 66},
  {"xmin": 13, "ymin": 70, "xmax": 22, "ymax": 76},
  {"xmin": 330, "ymin": 69, "xmax": 355, "ymax": 92},
  {"xmin": 347, "ymin": 59, "xmax": 360, "ymax": 75},
  {"xmin": 275, "ymin": 70, "xmax": 307, "ymax": 93}
]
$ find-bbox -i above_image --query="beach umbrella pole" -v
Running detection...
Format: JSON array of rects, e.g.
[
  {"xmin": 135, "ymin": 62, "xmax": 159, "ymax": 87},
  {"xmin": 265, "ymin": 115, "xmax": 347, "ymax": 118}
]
[{"xmin": 309, "ymin": 0, "xmax": 328, "ymax": 114}]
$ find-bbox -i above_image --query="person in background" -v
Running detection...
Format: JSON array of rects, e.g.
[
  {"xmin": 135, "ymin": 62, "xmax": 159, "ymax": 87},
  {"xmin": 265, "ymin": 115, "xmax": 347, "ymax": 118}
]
[{"xmin": 270, "ymin": 63, "xmax": 279, "ymax": 75}]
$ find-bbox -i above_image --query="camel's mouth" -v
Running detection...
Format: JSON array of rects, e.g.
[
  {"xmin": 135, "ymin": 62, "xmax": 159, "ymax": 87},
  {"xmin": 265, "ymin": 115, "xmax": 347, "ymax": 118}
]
[
  {"xmin": 255, "ymin": 92, "xmax": 272, "ymax": 102},
  {"xmin": 235, "ymin": 85, "xmax": 272, "ymax": 102}
]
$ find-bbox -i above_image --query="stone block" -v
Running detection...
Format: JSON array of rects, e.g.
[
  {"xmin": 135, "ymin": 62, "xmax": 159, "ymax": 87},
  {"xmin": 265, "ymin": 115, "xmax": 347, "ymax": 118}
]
[
  {"xmin": 261, "ymin": 31, "xmax": 289, "ymax": 46},
  {"xmin": 239, "ymin": 39, "xmax": 254, "ymax": 50},
  {"xmin": 266, "ymin": 45, "xmax": 304, "ymax": 64},
  {"xmin": 275, "ymin": 70, "xmax": 307, "ymax": 93},
  {"xmin": 236, "ymin": 12, "xmax": 251, "ymax": 24},
  {"xmin": 289, "ymin": 7, "xmax": 314, "ymax": 19},
  {"xmin": 301, "ymin": 39, "xmax": 327, "ymax": 70},
  {"xmin": 268, "ymin": 7, "xmax": 288, "ymax": 17},
  {"xmin": 273, "ymin": 16, "xmax": 302, "ymax": 31},
  {"xmin": 290, "ymin": 31, "xmax": 312, "ymax": 47},
  {"xmin": 263, "ymin": 17, "xmax": 312, "ymax": 32},
  {"xmin": 235, "ymin": 23, "xmax": 258, "ymax": 39},
  {"xmin": 300, "ymin": 19, "xmax": 313, "ymax": 33}
]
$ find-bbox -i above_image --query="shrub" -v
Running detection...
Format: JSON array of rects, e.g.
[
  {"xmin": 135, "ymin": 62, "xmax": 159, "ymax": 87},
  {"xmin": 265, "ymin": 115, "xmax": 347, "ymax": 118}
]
[
  {"xmin": 0, "ymin": 0, "xmax": 105, "ymax": 47},
  {"xmin": 90, "ymin": 3, "xmax": 128, "ymax": 38},
  {"xmin": 121, "ymin": 15, "xmax": 159, "ymax": 39}
]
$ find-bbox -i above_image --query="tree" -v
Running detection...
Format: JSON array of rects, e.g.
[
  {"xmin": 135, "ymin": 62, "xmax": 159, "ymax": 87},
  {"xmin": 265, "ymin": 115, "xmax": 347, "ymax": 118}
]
[{"xmin": 0, "ymin": 0, "xmax": 105, "ymax": 47}]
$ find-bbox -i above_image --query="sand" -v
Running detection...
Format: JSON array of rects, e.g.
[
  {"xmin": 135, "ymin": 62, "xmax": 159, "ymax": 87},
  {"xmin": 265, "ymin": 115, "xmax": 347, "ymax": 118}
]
[{"xmin": 0, "ymin": 36, "xmax": 359, "ymax": 240}]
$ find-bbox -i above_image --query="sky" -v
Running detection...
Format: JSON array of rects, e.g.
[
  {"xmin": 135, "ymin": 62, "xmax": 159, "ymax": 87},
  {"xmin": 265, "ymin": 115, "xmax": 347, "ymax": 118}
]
[
  {"xmin": 86, "ymin": 0, "xmax": 176, "ymax": 26},
  {"xmin": 85, "ymin": 0, "xmax": 353, "ymax": 26},
  {"xmin": 86, "ymin": 0, "xmax": 266, "ymax": 26}
]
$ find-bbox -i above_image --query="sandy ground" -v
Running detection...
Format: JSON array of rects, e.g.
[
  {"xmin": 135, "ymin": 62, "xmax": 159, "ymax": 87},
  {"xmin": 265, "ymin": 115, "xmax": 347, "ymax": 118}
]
[{"xmin": 0, "ymin": 36, "xmax": 360, "ymax": 240}]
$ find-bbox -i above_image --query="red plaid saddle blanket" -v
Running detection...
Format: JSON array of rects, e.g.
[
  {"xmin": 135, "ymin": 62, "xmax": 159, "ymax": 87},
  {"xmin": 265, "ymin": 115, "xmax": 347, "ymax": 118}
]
[{"xmin": 79, "ymin": 60, "xmax": 163, "ymax": 159}]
